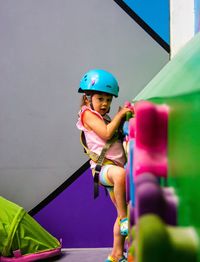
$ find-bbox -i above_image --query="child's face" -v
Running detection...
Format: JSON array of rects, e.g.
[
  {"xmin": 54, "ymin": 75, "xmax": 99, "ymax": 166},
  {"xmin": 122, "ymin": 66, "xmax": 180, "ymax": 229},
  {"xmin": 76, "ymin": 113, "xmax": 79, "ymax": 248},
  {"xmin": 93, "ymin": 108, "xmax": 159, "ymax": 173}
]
[{"xmin": 91, "ymin": 93, "xmax": 113, "ymax": 116}]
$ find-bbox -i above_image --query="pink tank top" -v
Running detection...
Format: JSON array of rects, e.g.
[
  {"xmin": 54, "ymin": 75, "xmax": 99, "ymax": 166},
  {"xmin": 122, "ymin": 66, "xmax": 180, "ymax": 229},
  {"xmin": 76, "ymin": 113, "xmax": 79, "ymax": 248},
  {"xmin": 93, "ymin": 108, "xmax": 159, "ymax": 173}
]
[{"xmin": 76, "ymin": 106, "xmax": 126, "ymax": 169}]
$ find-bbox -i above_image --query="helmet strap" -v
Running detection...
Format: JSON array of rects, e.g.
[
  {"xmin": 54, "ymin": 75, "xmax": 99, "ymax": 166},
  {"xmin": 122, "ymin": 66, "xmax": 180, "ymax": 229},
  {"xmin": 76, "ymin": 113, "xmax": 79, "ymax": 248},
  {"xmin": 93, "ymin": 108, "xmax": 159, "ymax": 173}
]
[
  {"xmin": 90, "ymin": 101, "xmax": 94, "ymax": 110},
  {"xmin": 84, "ymin": 94, "xmax": 94, "ymax": 110}
]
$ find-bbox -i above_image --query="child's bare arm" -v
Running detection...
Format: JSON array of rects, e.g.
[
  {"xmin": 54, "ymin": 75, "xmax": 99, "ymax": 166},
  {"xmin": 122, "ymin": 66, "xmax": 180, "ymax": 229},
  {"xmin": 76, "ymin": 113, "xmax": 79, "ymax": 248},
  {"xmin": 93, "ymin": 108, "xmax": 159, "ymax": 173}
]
[{"xmin": 83, "ymin": 107, "xmax": 131, "ymax": 140}]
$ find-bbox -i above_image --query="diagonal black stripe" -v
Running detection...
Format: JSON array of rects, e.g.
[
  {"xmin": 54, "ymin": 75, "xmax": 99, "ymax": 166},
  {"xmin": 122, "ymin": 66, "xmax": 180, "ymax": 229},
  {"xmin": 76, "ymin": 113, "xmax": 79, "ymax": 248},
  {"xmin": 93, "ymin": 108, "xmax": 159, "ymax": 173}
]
[
  {"xmin": 113, "ymin": 0, "xmax": 170, "ymax": 53},
  {"xmin": 29, "ymin": 161, "xmax": 90, "ymax": 216}
]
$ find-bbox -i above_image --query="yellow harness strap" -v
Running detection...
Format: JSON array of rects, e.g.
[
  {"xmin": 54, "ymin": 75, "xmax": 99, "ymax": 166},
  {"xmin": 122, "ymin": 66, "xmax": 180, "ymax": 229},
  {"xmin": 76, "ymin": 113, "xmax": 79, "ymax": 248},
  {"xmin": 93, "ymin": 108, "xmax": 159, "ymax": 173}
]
[{"xmin": 80, "ymin": 131, "xmax": 99, "ymax": 162}]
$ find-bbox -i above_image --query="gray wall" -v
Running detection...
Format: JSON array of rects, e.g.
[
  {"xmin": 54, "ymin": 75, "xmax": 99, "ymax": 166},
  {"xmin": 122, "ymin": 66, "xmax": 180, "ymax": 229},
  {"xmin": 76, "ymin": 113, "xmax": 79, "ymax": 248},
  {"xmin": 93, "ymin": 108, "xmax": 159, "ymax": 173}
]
[{"xmin": 0, "ymin": 0, "xmax": 169, "ymax": 210}]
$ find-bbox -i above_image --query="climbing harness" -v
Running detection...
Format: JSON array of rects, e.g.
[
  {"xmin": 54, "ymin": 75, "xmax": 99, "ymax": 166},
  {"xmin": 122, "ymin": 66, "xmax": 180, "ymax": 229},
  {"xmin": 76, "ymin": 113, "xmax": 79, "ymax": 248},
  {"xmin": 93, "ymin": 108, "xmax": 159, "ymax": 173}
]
[{"xmin": 80, "ymin": 130, "xmax": 118, "ymax": 198}]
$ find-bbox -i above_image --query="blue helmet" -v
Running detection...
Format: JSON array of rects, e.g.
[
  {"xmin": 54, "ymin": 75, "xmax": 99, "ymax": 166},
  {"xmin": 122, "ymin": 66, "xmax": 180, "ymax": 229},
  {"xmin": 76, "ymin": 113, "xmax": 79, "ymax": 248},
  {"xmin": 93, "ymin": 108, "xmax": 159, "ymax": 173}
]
[{"xmin": 78, "ymin": 69, "xmax": 119, "ymax": 97}]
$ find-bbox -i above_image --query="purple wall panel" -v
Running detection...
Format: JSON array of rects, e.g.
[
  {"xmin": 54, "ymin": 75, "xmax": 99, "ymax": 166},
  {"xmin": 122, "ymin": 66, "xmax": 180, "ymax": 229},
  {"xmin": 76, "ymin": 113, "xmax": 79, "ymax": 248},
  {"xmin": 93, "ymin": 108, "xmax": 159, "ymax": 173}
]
[{"xmin": 34, "ymin": 168, "xmax": 116, "ymax": 248}]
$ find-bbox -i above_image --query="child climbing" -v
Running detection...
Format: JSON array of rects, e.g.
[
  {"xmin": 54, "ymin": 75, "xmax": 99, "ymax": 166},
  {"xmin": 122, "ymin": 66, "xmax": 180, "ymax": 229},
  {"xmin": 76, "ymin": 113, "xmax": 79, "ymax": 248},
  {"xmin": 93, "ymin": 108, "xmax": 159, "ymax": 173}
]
[{"xmin": 76, "ymin": 69, "xmax": 133, "ymax": 262}]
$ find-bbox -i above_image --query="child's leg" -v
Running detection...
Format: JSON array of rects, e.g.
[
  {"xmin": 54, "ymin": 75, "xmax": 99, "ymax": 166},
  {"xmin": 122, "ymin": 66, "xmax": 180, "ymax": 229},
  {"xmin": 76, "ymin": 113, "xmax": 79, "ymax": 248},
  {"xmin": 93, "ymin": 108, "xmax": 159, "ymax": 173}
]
[
  {"xmin": 106, "ymin": 165, "xmax": 127, "ymax": 219},
  {"xmin": 99, "ymin": 164, "xmax": 127, "ymax": 221},
  {"xmin": 99, "ymin": 166, "xmax": 128, "ymax": 261},
  {"xmin": 111, "ymin": 217, "xmax": 126, "ymax": 259},
  {"xmin": 106, "ymin": 187, "xmax": 126, "ymax": 260}
]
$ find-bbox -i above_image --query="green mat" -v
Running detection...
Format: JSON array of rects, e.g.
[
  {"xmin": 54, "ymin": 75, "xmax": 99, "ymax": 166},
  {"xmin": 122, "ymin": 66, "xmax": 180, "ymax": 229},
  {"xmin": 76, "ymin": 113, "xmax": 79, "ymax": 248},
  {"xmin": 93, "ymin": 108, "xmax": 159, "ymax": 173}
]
[{"xmin": 0, "ymin": 196, "xmax": 61, "ymax": 258}]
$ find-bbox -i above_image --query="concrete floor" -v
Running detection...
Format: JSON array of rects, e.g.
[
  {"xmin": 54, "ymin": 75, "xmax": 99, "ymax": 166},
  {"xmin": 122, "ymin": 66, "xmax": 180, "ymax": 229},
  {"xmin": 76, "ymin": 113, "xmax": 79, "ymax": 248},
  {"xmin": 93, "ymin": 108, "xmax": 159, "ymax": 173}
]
[{"xmin": 41, "ymin": 248, "xmax": 112, "ymax": 262}]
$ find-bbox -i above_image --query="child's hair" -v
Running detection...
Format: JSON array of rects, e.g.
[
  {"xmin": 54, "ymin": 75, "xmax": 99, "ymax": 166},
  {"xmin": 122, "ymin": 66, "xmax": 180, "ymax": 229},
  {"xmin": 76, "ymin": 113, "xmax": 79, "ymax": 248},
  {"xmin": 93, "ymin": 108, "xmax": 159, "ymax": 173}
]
[
  {"xmin": 80, "ymin": 95, "xmax": 87, "ymax": 108},
  {"xmin": 79, "ymin": 91, "xmax": 95, "ymax": 108}
]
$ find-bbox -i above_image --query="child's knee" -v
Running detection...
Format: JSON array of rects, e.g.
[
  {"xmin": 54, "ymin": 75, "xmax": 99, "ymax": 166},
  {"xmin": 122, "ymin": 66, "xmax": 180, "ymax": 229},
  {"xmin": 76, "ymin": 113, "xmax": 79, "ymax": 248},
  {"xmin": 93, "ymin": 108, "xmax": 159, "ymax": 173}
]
[
  {"xmin": 114, "ymin": 167, "xmax": 126, "ymax": 183},
  {"xmin": 107, "ymin": 166, "xmax": 126, "ymax": 184}
]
